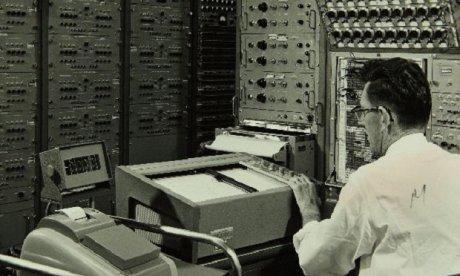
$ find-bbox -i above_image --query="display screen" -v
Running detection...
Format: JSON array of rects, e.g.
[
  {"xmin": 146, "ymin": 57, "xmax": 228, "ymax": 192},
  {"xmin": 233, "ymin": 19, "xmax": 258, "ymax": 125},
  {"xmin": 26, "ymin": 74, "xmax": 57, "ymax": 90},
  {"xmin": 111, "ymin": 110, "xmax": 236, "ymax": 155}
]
[{"xmin": 64, "ymin": 154, "xmax": 101, "ymax": 176}]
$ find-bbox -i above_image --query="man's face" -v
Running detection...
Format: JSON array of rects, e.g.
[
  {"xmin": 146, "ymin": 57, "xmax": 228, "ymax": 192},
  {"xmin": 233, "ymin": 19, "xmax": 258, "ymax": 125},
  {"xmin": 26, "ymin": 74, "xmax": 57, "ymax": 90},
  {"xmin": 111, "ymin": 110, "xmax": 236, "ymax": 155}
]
[{"xmin": 360, "ymin": 82, "xmax": 384, "ymax": 158}]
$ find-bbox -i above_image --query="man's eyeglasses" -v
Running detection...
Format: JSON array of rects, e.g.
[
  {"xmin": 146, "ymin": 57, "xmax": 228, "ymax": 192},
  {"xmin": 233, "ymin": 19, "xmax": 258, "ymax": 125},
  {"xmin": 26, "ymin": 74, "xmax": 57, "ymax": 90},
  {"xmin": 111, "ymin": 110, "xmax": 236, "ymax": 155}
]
[{"xmin": 350, "ymin": 106, "xmax": 381, "ymax": 122}]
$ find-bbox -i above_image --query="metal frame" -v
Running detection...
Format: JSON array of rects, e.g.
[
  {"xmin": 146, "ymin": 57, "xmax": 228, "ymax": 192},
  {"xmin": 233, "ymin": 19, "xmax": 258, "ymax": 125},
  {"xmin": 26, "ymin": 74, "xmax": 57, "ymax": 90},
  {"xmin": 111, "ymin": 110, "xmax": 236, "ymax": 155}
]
[
  {"xmin": 0, "ymin": 254, "xmax": 80, "ymax": 276},
  {"xmin": 188, "ymin": 0, "xmax": 199, "ymax": 156},
  {"xmin": 120, "ymin": 0, "xmax": 131, "ymax": 165},
  {"xmin": 35, "ymin": 0, "xmax": 50, "ymax": 222}
]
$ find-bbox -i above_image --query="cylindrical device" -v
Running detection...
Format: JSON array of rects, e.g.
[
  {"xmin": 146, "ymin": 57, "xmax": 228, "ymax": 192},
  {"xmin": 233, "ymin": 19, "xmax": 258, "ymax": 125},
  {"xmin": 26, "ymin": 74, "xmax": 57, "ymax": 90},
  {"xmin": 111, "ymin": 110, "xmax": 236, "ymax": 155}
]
[
  {"xmin": 369, "ymin": 8, "xmax": 380, "ymax": 18},
  {"xmin": 420, "ymin": 28, "xmax": 433, "ymax": 41},
  {"xmin": 384, "ymin": 28, "xmax": 396, "ymax": 41},
  {"xmin": 433, "ymin": 28, "xmax": 446, "ymax": 41},
  {"xmin": 342, "ymin": 29, "xmax": 352, "ymax": 41},
  {"xmin": 416, "ymin": 6, "xmax": 428, "ymax": 17},
  {"xmin": 403, "ymin": 6, "xmax": 415, "ymax": 18},
  {"xmin": 353, "ymin": 29, "xmax": 363, "ymax": 41},
  {"xmin": 347, "ymin": 9, "xmax": 357, "ymax": 18},
  {"xmin": 429, "ymin": 5, "xmax": 440, "ymax": 18},
  {"xmin": 374, "ymin": 29, "xmax": 384, "ymax": 41},
  {"xmin": 358, "ymin": 8, "xmax": 368, "ymax": 19},
  {"xmin": 337, "ymin": 9, "xmax": 347, "ymax": 20},
  {"xmin": 380, "ymin": 7, "xmax": 390, "ymax": 18},
  {"xmin": 408, "ymin": 28, "xmax": 420, "ymax": 40},
  {"xmin": 397, "ymin": 29, "xmax": 408, "ymax": 41},
  {"xmin": 391, "ymin": 7, "xmax": 403, "ymax": 18},
  {"xmin": 363, "ymin": 29, "xmax": 374, "ymax": 40},
  {"xmin": 332, "ymin": 29, "xmax": 342, "ymax": 40},
  {"xmin": 326, "ymin": 9, "xmax": 337, "ymax": 20}
]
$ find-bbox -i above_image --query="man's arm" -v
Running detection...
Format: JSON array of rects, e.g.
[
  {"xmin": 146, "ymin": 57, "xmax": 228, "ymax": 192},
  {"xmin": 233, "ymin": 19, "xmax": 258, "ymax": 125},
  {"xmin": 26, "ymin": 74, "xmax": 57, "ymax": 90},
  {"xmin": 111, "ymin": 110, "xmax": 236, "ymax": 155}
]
[{"xmin": 289, "ymin": 175, "xmax": 376, "ymax": 275}]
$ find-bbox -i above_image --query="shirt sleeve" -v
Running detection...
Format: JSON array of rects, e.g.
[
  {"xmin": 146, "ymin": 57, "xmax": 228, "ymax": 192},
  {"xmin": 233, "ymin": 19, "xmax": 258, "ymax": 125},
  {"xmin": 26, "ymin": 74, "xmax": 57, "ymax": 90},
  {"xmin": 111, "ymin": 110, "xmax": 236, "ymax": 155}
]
[{"xmin": 293, "ymin": 174, "xmax": 376, "ymax": 275}]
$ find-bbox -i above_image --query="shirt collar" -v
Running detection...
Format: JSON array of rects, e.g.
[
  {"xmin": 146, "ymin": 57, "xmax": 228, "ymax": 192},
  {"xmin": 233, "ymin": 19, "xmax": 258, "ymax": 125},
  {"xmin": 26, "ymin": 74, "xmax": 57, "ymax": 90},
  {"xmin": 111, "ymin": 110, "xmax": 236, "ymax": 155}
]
[{"xmin": 385, "ymin": 133, "xmax": 428, "ymax": 156}]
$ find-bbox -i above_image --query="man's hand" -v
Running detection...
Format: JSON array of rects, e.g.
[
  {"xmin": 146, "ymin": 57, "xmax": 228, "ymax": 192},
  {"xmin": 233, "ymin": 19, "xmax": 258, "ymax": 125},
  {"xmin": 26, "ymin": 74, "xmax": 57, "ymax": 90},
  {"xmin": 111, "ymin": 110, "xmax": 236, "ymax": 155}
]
[{"xmin": 287, "ymin": 174, "xmax": 321, "ymax": 225}]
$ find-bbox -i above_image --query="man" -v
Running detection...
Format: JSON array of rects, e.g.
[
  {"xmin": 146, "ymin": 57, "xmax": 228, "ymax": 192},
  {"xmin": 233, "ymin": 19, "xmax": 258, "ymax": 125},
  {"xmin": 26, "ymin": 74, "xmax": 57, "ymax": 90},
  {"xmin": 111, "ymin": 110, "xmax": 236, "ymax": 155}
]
[{"xmin": 289, "ymin": 58, "xmax": 460, "ymax": 275}]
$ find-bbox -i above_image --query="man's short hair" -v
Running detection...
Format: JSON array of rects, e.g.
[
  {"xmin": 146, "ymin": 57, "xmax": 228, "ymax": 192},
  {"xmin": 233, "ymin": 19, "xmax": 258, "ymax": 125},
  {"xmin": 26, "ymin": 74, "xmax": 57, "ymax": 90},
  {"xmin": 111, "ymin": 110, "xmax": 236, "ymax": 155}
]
[{"xmin": 360, "ymin": 57, "xmax": 432, "ymax": 129}]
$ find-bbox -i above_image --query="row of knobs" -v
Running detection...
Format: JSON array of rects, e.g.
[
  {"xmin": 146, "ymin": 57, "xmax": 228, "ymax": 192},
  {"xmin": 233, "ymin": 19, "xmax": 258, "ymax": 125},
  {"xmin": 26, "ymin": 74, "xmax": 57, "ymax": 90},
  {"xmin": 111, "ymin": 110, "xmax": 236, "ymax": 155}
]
[
  {"xmin": 326, "ymin": 6, "xmax": 442, "ymax": 21},
  {"xmin": 249, "ymin": 2, "xmax": 309, "ymax": 12},
  {"xmin": 248, "ymin": 40, "xmax": 311, "ymax": 50},
  {"xmin": 200, "ymin": 6, "xmax": 235, "ymax": 11},
  {"xmin": 249, "ymin": 56, "xmax": 308, "ymax": 66},
  {"xmin": 251, "ymin": 93, "xmax": 289, "ymax": 104},
  {"xmin": 332, "ymin": 27, "xmax": 447, "ymax": 42},
  {"xmin": 249, "ymin": 78, "xmax": 311, "ymax": 89},
  {"xmin": 200, "ymin": 0, "xmax": 235, "ymax": 4},
  {"xmin": 250, "ymin": 18, "xmax": 308, "ymax": 28}
]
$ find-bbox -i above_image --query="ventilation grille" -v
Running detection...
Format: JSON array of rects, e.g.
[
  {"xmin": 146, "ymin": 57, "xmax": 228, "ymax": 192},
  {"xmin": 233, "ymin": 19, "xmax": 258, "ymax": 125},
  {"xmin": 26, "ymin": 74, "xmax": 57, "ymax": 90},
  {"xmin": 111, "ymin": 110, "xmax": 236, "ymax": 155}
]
[{"xmin": 134, "ymin": 203, "xmax": 164, "ymax": 245}]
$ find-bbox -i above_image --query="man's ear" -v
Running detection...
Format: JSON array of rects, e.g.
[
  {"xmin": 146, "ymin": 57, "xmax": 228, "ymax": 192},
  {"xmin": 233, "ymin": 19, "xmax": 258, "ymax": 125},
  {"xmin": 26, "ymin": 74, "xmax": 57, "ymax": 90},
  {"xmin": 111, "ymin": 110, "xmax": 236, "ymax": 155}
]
[{"xmin": 378, "ymin": 106, "xmax": 392, "ymax": 131}]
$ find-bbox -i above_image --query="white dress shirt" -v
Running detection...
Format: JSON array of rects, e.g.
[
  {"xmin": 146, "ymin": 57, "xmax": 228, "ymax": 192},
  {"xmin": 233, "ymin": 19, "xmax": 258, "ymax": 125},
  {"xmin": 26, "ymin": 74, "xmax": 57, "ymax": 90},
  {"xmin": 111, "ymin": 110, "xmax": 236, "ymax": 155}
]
[{"xmin": 293, "ymin": 133, "xmax": 460, "ymax": 276}]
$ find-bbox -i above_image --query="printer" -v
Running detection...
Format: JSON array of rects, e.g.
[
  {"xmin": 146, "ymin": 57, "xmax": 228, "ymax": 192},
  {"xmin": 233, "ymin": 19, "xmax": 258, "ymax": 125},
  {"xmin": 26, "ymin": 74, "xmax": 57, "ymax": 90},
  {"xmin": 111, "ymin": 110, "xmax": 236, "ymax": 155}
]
[{"xmin": 116, "ymin": 153, "xmax": 312, "ymax": 263}]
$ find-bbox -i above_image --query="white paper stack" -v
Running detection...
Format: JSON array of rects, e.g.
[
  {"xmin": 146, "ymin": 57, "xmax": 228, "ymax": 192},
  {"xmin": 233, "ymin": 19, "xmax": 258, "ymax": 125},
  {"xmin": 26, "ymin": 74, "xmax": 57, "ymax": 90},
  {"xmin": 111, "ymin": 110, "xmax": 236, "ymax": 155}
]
[
  {"xmin": 154, "ymin": 168, "xmax": 286, "ymax": 203},
  {"xmin": 206, "ymin": 134, "xmax": 287, "ymax": 158}
]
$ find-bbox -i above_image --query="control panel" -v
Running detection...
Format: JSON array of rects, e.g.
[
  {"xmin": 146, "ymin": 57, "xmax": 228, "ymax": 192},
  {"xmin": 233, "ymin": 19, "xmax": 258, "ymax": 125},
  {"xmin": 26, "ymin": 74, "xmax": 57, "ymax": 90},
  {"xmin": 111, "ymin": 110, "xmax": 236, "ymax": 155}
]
[
  {"xmin": 47, "ymin": 0, "xmax": 121, "ymax": 173},
  {"xmin": 428, "ymin": 56, "xmax": 460, "ymax": 154},
  {"xmin": 49, "ymin": 35, "xmax": 119, "ymax": 72},
  {"xmin": 241, "ymin": 71, "xmax": 316, "ymax": 121},
  {"xmin": 130, "ymin": 73, "xmax": 185, "ymax": 105},
  {"xmin": 0, "ymin": 34, "xmax": 37, "ymax": 73},
  {"xmin": 238, "ymin": 0, "xmax": 325, "ymax": 132},
  {"xmin": 129, "ymin": 105, "xmax": 183, "ymax": 138},
  {"xmin": 0, "ymin": 0, "xmax": 38, "ymax": 34},
  {"xmin": 128, "ymin": 0, "xmax": 189, "ymax": 163},
  {"xmin": 0, "ymin": 113, "xmax": 35, "ymax": 151},
  {"xmin": 334, "ymin": 57, "xmax": 375, "ymax": 184},
  {"xmin": 241, "ymin": 1, "xmax": 319, "ymax": 33},
  {"xmin": 0, "ymin": 151, "xmax": 35, "ymax": 190},
  {"xmin": 329, "ymin": 52, "xmax": 427, "ymax": 185},
  {"xmin": 242, "ymin": 34, "xmax": 318, "ymax": 72},
  {"xmin": 130, "ymin": 36, "xmax": 186, "ymax": 71},
  {"xmin": 0, "ymin": 73, "xmax": 37, "ymax": 111},
  {"xmin": 321, "ymin": 0, "xmax": 459, "ymax": 48},
  {"xmin": 49, "ymin": 72, "xmax": 119, "ymax": 109},
  {"xmin": 0, "ymin": 0, "xmax": 37, "ymax": 252},
  {"xmin": 49, "ymin": 0, "xmax": 121, "ymax": 36},
  {"xmin": 131, "ymin": 4, "xmax": 186, "ymax": 37},
  {"xmin": 48, "ymin": 109, "xmax": 118, "ymax": 148},
  {"xmin": 430, "ymin": 126, "xmax": 460, "ymax": 153}
]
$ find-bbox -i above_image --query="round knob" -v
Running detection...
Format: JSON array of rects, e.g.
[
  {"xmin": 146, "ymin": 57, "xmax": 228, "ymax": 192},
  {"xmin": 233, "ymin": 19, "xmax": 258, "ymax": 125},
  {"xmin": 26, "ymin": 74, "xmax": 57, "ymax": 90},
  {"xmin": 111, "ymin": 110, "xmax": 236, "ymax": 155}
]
[
  {"xmin": 256, "ymin": 93, "xmax": 267, "ymax": 103},
  {"xmin": 392, "ymin": 7, "xmax": 402, "ymax": 18},
  {"xmin": 257, "ymin": 18, "xmax": 268, "ymax": 28},
  {"xmin": 257, "ymin": 40, "xmax": 267, "ymax": 50},
  {"xmin": 256, "ymin": 56, "xmax": 267, "ymax": 66},
  {"xmin": 258, "ymin": 2, "xmax": 268, "ymax": 12},
  {"xmin": 256, "ymin": 78, "xmax": 267, "ymax": 88}
]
